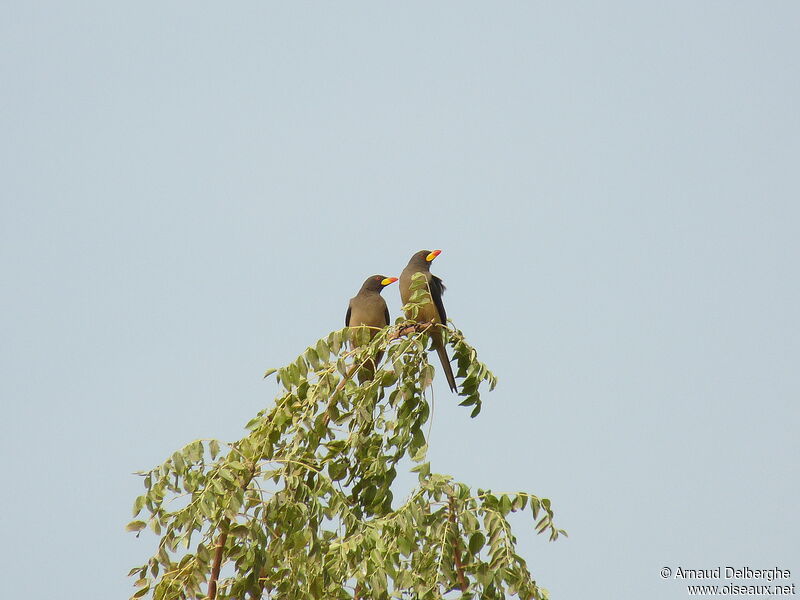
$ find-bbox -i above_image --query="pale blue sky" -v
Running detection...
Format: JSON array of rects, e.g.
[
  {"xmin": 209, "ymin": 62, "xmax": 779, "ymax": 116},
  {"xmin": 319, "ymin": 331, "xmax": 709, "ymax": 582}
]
[{"xmin": 2, "ymin": 2, "xmax": 798, "ymax": 598}]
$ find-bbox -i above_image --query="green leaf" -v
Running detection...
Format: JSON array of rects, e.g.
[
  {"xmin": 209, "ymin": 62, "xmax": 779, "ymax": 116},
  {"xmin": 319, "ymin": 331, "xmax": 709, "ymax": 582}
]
[
  {"xmin": 305, "ymin": 347, "xmax": 321, "ymax": 370},
  {"xmin": 316, "ymin": 339, "xmax": 330, "ymax": 362},
  {"xmin": 149, "ymin": 518, "xmax": 161, "ymax": 535},
  {"xmin": 126, "ymin": 520, "xmax": 147, "ymax": 533},
  {"xmin": 500, "ymin": 494, "xmax": 512, "ymax": 516},
  {"xmin": 244, "ymin": 415, "xmax": 263, "ymax": 430},
  {"xmin": 209, "ymin": 439, "xmax": 220, "ymax": 459},
  {"xmin": 132, "ymin": 495, "xmax": 146, "ymax": 517},
  {"xmin": 329, "ymin": 330, "xmax": 344, "ymax": 354},
  {"xmin": 536, "ymin": 516, "xmax": 549, "ymax": 533},
  {"xmin": 328, "ymin": 460, "xmax": 347, "ymax": 482},
  {"xmin": 295, "ymin": 355, "xmax": 308, "ymax": 378},
  {"xmin": 458, "ymin": 395, "xmax": 477, "ymax": 406},
  {"xmin": 410, "ymin": 462, "xmax": 430, "ymax": 479},
  {"xmin": 410, "ymin": 444, "xmax": 428, "ymax": 463},
  {"xmin": 263, "ymin": 368, "xmax": 277, "ymax": 379},
  {"xmin": 531, "ymin": 498, "xmax": 540, "ymax": 520},
  {"xmin": 398, "ymin": 533, "xmax": 413, "ymax": 556},
  {"xmin": 468, "ymin": 531, "xmax": 486, "ymax": 555},
  {"xmin": 171, "ymin": 451, "xmax": 185, "ymax": 472}
]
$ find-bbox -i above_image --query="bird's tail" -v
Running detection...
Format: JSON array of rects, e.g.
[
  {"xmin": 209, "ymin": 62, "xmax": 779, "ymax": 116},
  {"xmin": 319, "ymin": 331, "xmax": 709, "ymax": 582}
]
[{"xmin": 434, "ymin": 340, "xmax": 458, "ymax": 393}]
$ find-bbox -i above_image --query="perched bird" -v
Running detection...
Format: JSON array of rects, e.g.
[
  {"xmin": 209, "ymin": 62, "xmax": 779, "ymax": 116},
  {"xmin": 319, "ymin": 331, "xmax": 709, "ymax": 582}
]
[
  {"xmin": 399, "ymin": 250, "xmax": 457, "ymax": 392},
  {"xmin": 345, "ymin": 275, "xmax": 398, "ymax": 381}
]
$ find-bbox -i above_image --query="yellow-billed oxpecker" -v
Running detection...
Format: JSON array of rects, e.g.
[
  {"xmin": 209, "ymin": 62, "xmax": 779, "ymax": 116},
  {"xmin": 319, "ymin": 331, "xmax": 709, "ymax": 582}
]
[
  {"xmin": 345, "ymin": 275, "xmax": 398, "ymax": 381},
  {"xmin": 399, "ymin": 250, "xmax": 457, "ymax": 392}
]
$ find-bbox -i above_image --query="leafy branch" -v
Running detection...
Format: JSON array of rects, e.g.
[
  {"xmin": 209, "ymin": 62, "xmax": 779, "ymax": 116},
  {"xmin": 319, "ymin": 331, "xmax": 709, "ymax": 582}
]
[{"xmin": 128, "ymin": 315, "xmax": 563, "ymax": 599}]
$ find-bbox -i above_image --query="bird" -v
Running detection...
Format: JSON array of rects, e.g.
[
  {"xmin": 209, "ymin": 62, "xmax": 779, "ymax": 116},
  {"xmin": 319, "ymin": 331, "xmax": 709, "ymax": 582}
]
[
  {"xmin": 399, "ymin": 250, "xmax": 457, "ymax": 392},
  {"xmin": 345, "ymin": 275, "xmax": 398, "ymax": 381}
]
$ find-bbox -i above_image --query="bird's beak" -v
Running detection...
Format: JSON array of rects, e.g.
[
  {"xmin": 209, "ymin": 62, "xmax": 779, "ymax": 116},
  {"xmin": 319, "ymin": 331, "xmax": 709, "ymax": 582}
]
[
  {"xmin": 426, "ymin": 249, "xmax": 442, "ymax": 262},
  {"xmin": 381, "ymin": 277, "xmax": 398, "ymax": 286}
]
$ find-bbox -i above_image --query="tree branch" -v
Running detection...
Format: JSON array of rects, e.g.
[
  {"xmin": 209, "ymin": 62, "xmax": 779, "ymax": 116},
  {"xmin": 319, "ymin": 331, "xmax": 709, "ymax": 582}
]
[
  {"xmin": 207, "ymin": 521, "xmax": 229, "ymax": 600},
  {"xmin": 448, "ymin": 496, "xmax": 468, "ymax": 593},
  {"xmin": 208, "ymin": 459, "xmax": 259, "ymax": 599},
  {"xmin": 386, "ymin": 321, "xmax": 435, "ymax": 341}
]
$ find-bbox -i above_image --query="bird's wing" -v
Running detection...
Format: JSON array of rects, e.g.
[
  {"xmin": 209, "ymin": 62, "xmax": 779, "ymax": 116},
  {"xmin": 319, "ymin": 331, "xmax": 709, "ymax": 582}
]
[{"xmin": 429, "ymin": 275, "xmax": 447, "ymax": 323}]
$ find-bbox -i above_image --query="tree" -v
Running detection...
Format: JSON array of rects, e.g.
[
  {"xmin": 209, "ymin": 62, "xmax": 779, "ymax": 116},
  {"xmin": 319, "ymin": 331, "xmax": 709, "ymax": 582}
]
[{"xmin": 127, "ymin": 275, "xmax": 565, "ymax": 599}]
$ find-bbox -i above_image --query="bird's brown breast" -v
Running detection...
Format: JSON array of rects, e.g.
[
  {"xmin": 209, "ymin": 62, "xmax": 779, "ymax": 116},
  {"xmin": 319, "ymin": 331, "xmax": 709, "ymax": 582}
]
[{"xmin": 348, "ymin": 294, "xmax": 388, "ymax": 331}]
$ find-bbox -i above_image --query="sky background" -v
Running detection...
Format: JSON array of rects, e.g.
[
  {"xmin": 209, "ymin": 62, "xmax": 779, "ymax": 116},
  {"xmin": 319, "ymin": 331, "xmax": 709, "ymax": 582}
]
[{"xmin": 2, "ymin": 2, "xmax": 798, "ymax": 598}]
